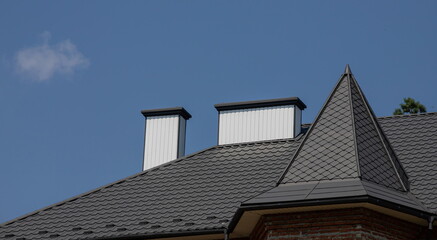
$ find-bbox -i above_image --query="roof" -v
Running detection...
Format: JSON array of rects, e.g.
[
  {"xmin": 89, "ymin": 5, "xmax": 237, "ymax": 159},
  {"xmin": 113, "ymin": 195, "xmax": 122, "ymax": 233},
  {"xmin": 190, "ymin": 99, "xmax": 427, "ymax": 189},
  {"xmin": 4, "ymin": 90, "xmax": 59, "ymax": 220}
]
[
  {"xmin": 279, "ymin": 65, "xmax": 408, "ymax": 191},
  {"xmin": 0, "ymin": 139, "xmax": 303, "ymax": 240},
  {"xmin": 378, "ymin": 112, "xmax": 437, "ymax": 213},
  {"xmin": 2, "ymin": 114, "xmax": 436, "ymax": 240},
  {"xmin": 244, "ymin": 179, "xmax": 429, "ymax": 214},
  {"xmin": 239, "ymin": 65, "xmax": 429, "ymax": 219},
  {"xmin": 1, "ymin": 67, "xmax": 436, "ymax": 239}
]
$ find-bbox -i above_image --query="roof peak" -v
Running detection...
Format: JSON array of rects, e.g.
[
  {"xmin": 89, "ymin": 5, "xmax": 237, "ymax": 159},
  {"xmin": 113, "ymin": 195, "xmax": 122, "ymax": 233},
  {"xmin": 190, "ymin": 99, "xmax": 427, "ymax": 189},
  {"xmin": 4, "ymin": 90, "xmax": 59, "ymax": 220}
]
[{"xmin": 344, "ymin": 64, "xmax": 352, "ymax": 75}]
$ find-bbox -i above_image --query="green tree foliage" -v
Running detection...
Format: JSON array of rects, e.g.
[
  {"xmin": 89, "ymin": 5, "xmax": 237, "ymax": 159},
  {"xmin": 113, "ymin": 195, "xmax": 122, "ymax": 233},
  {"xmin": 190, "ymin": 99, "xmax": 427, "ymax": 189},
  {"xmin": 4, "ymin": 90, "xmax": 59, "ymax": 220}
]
[{"xmin": 393, "ymin": 97, "xmax": 427, "ymax": 115}]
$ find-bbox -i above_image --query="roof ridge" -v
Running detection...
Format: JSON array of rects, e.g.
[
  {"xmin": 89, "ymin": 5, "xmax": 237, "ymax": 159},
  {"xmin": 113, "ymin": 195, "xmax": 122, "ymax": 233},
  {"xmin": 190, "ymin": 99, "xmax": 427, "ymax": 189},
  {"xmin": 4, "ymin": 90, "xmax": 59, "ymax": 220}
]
[
  {"xmin": 301, "ymin": 112, "xmax": 437, "ymax": 127},
  {"xmin": 216, "ymin": 137, "xmax": 301, "ymax": 148},
  {"xmin": 377, "ymin": 111, "xmax": 437, "ymax": 119},
  {"xmin": 346, "ymin": 72, "xmax": 362, "ymax": 179},
  {"xmin": 0, "ymin": 145, "xmax": 218, "ymax": 227}
]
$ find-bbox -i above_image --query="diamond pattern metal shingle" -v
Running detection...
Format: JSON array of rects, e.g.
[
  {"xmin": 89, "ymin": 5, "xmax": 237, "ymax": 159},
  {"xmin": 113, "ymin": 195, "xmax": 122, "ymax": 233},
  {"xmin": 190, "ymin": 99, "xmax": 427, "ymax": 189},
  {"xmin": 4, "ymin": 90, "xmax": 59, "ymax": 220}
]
[
  {"xmin": 281, "ymin": 73, "xmax": 358, "ymax": 183},
  {"xmin": 350, "ymin": 78, "xmax": 405, "ymax": 191},
  {"xmin": 279, "ymin": 66, "xmax": 408, "ymax": 193},
  {"xmin": 240, "ymin": 66, "xmax": 435, "ymax": 228}
]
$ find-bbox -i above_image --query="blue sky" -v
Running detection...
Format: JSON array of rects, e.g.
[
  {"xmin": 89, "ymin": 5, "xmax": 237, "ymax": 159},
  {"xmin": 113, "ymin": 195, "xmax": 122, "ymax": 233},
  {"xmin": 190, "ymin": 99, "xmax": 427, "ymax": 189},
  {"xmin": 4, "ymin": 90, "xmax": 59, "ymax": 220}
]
[{"xmin": 1, "ymin": 1, "xmax": 436, "ymax": 223}]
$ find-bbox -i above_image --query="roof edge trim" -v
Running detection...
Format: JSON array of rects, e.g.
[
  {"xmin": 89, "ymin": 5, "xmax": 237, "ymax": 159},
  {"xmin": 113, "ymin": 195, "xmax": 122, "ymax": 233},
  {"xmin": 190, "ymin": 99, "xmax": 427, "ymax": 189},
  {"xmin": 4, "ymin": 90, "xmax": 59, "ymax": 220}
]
[
  {"xmin": 90, "ymin": 229, "xmax": 224, "ymax": 240},
  {"xmin": 228, "ymin": 195, "xmax": 434, "ymax": 234}
]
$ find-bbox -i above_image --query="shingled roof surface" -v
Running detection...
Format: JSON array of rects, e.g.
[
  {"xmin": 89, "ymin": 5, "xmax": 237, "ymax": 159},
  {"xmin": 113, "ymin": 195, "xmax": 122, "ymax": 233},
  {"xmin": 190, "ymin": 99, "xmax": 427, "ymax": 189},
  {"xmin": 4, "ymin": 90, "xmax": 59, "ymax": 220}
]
[
  {"xmin": 0, "ymin": 139, "xmax": 303, "ymax": 240},
  {"xmin": 1, "ymin": 69, "xmax": 436, "ymax": 239},
  {"xmin": 1, "ymin": 113, "xmax": 436, "ymax": 240},
  {"xmin": 379, "ymin": 112, "xmax": 437, "ymax": 213},
  {"xmin": 244, "ymin": 66, "xmax": 433, "ymax": 217},
  {"xmin": 244, "ymin": 179, "xmax": 429, "ymax": 213},
  {"xmin": 279, "ymin": 65, "xmax": 408, "ymax": 192}
]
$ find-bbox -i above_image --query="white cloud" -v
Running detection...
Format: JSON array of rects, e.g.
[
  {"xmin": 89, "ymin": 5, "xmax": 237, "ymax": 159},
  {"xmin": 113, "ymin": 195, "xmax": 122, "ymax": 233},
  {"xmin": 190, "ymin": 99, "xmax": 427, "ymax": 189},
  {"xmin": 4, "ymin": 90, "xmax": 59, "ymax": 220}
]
[{"xmin": 15, "ymin": 31, "xmax": 89, "ymax": 82}]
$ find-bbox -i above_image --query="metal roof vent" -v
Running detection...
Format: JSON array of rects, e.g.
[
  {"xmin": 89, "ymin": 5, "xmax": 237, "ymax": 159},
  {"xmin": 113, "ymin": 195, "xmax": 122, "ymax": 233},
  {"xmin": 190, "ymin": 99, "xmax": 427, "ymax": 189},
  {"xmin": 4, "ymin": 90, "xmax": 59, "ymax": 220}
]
[
  {"xmin": 141, "ymin": 107, "xmax": 191, "ymax": 171},
  {"xmin": 214, "ymin": 97, "xmax": 306, "ymax": 145}
]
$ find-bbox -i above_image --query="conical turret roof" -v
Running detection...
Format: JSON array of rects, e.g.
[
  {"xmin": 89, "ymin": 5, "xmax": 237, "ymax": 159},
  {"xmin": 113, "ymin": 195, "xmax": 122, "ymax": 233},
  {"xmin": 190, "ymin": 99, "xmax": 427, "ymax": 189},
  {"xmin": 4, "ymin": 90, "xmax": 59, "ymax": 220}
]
[
  {"xmin": 278, "ymin": 65, "xmax": 408, "ymax": 191},
  {"xmin": 243, "ymin": 66, "xmax": 429, "ymax": 215}
]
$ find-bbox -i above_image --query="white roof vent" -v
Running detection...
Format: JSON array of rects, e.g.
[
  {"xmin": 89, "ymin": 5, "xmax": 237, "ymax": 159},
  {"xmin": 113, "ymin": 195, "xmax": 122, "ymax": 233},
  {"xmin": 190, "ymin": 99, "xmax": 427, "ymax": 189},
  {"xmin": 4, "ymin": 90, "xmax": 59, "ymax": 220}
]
[
  {"xmin": 214, "ymin": 97, "xmax": 306, "ymax": 145},
  {"xmin": 141, "ymin": 107, "xmax": 191, "ymax": 171}
]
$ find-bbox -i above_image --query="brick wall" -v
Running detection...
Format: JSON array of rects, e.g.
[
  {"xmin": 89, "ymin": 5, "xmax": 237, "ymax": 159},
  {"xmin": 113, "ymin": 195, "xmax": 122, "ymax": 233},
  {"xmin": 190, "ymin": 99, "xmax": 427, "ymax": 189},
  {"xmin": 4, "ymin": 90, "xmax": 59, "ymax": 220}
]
[{"xmin": 249, "ymin": 208, "xmax": 435, "ymax": 240}]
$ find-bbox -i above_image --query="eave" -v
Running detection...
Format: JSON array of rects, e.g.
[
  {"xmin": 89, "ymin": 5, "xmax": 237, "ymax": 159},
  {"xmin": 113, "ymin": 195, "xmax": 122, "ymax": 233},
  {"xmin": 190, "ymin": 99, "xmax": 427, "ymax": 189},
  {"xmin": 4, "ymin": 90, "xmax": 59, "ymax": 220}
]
[{"xmin": 228, "ymin": 195, "xmax": 435, "ymax": 238}]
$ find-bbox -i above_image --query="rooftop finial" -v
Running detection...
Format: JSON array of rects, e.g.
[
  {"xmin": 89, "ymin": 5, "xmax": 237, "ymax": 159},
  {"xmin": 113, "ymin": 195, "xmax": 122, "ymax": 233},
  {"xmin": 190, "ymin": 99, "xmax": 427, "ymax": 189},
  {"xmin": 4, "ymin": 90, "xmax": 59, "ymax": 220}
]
[{"xmin": 344, "ymin": 64, "xmax": 352, "ymax": 75}]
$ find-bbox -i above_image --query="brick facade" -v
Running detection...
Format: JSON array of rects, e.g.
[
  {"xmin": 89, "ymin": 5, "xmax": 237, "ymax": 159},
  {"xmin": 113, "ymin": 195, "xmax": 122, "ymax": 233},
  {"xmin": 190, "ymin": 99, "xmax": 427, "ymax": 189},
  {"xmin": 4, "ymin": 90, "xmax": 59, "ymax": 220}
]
[{"xmin": 248, "ymin": 208, "xmax": 436, "ymax": 240}]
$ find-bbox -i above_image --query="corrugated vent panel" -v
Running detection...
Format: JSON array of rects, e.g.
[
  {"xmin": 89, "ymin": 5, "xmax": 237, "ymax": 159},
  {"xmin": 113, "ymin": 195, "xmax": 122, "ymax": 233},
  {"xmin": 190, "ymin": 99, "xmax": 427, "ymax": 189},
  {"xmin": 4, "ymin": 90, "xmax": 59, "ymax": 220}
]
[
  {"xmin": 218, "ymin": 105, "xmax": 295, "ymax": 145},
  {"xmin": 143, "ymin": 115, "xmax": 180, "ymax": 170}
]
